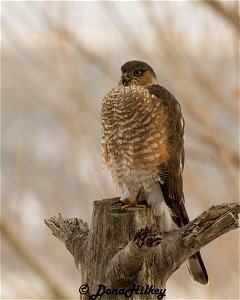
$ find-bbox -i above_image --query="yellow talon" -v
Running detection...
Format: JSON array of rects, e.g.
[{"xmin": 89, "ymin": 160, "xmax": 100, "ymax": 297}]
[{"xmin": 121, "ymin": 191, "xmax": 147, "ymax": 209}]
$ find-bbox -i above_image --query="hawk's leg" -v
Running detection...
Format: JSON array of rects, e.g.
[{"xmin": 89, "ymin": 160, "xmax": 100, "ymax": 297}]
[
  {"xmin": 120, "ymin": 188, "xmax": 135, "ymax": 202},
  {"xmin": 120, "ymin": 190, "xmax": 147, "ymax": 209}
]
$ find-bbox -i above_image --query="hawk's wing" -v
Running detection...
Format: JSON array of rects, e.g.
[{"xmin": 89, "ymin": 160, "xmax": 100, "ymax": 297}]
[
  {"xmin": 147, "ymin": 84, "xmax": 185, "ymax": 226},
  {"xmin": 147, "ymin": 85, "xmax": 208, "ymax": 285}
]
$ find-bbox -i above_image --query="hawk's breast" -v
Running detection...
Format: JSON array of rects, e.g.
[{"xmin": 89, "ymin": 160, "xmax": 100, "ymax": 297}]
[{"xmin": 101, "ymin": 85, "xmax": 170, "ymax": 191}]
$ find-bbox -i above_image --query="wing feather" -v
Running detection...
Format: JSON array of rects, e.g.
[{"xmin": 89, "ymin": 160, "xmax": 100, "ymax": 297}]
[
  {"xmin": 147, "ymin": 83, "xmax": 208, "ymax": 285},
  {"xmin": 147, "ymin": 84, "xmax": 185, "ymax": 225}
]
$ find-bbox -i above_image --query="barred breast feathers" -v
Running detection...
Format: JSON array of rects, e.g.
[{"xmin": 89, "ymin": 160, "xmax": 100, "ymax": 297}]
[{"xmin": 101, "ymin": 85, "xmax": 171, "ymax": 192}]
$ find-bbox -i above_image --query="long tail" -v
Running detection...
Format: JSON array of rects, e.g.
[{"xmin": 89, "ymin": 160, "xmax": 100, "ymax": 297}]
[
  {"xmin": 186, "ymin": 252, "xmax": 208, "ymax": 285},
  {"xmin": 180, "ymin": 201, "xmax": 209, "ymax": 285},
  {"xmin": 147, "ymin": 183, "xmax": 209, "ymax": 285}
]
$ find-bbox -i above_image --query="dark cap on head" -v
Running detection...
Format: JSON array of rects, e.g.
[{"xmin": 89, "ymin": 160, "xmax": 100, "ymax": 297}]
[{"xmin": 121, "ymin": 60, "xmax": 156, "ymax": 77}]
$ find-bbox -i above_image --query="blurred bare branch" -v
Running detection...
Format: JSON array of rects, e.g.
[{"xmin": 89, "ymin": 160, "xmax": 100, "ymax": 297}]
[
  {"xmin": 1, "ymin": 219, "xmax": 69, "ymax": 299},
  {"xmin": 203, "ymin": 0, "xmax": 239, "ymax": 32}
]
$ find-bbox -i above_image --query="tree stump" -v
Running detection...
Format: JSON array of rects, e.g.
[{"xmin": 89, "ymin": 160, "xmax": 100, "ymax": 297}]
[{"xmin": 45, "ymin": 199, "xmax": 240, "ymax": 300}]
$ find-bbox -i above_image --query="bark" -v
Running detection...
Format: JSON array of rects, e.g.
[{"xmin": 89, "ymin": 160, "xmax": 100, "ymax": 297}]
[{"xmin": 45, "ymin": 199, "xmax": 240, "ymax": 300}]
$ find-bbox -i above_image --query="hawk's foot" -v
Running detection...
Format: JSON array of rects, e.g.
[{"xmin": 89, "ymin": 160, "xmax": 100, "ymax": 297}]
[{"xmin": 120, "ymin": 191, "xmax": 147, "ymax": 209}]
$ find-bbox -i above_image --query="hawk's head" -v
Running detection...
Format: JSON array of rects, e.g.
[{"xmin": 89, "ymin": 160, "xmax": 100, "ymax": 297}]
[{"xmin": 120, "ymin": 60, "xmax": 158, "ymax": 87}]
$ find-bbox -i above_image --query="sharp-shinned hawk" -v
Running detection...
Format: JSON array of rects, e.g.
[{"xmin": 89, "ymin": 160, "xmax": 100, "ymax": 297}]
[{"xmin": 101, "ymin": 60, "xmax": 208, "ymax": 285}]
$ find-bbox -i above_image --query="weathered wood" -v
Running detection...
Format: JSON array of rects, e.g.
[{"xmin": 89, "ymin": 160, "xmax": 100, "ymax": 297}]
[
  {"xmin": 44, "ymin": 213, "xmax": 89, "ymax": 268},
  {"xmin": 45, "ymin": 200, "xmax": 240, "ymax": 300}
]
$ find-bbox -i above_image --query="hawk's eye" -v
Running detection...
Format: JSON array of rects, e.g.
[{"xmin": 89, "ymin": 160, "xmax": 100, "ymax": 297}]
[{"xmin": 133, "ymin": 70, "xmax": 143, "ymax": 76}]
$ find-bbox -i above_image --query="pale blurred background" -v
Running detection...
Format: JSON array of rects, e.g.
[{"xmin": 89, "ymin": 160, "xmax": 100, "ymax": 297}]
[{"xmin": 1, "ymin": 1, "xmax": 239, "ymax": 299}]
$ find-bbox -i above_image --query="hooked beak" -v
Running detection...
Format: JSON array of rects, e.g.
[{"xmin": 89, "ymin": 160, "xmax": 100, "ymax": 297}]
[{"xmin": 122, "ymin": 72, "xmax": 131, "ymax": 85}]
